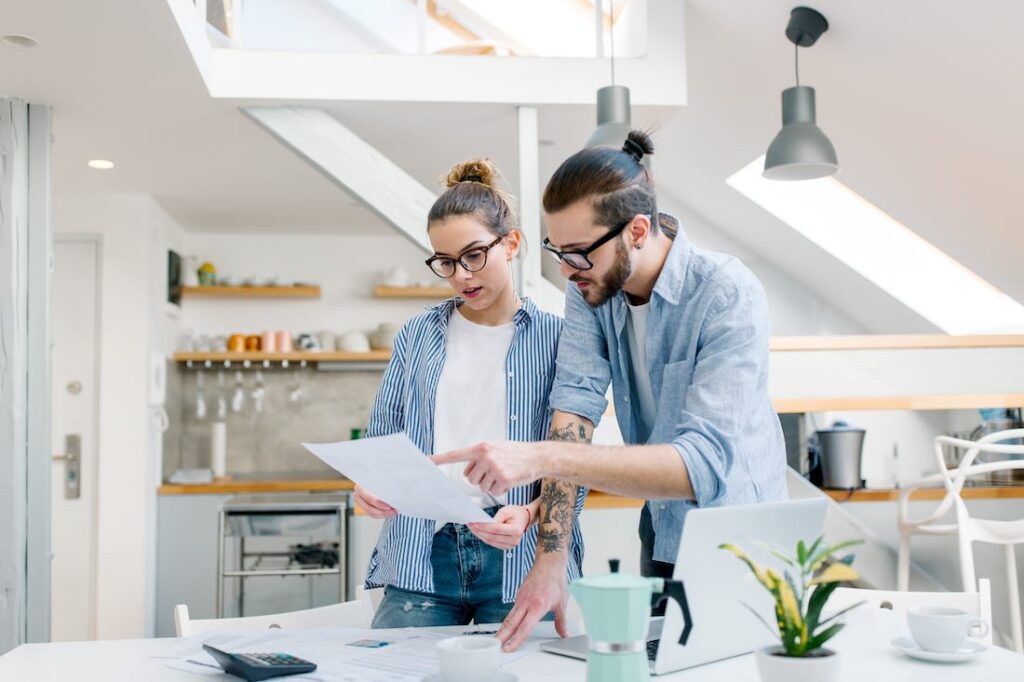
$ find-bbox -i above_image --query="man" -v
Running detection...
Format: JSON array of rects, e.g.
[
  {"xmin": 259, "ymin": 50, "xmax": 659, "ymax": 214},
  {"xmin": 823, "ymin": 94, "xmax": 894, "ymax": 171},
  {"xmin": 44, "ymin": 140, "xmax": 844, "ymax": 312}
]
[{"xmin": 434, "ymin": 132, "xmax": 787, "ymax": 651}]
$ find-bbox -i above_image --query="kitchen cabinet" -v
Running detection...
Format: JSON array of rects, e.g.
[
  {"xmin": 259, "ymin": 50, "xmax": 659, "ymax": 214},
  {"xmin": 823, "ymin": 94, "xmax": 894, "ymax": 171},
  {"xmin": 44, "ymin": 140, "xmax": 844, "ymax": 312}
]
[{"xmin": 156, "ymin": 493, "xmax": 230, "ymax": 636}]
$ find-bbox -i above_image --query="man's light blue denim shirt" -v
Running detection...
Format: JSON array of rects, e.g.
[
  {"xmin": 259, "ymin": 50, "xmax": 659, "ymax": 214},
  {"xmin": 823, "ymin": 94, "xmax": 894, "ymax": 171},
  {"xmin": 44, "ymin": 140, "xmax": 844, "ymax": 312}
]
[{"xmin": 548, "ymin": 227, "xmax": 788, "ymax": 564}]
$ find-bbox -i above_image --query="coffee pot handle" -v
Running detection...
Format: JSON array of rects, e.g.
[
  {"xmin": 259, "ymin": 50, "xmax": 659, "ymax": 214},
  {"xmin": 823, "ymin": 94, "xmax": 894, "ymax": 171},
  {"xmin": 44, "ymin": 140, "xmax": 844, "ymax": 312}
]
[{"xmin": 651, "ymin": 579, "xmax": 694, "ymax": 645}]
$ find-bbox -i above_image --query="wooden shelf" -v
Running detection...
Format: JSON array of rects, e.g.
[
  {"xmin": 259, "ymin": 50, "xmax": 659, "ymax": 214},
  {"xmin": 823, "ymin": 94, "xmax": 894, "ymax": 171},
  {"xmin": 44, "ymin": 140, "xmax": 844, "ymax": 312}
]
[
  {"xmin": 373, "ymin": 285, "xmax": 453, "ymax": 299},
  {"xmin": 771, "ymin": 334, "xmax": 1024, "ymax": 352},
  {"xmin": 773, "ymin": 393, "xmax": 1024, "ymax": 414},
  {"xmin": 181, "ymin": 285, "xmax": 321, "ymax": 299},
  {"xmin": 172, "ymin": 350, "xmax": 391, "ymax": 363},
  {"xmin": 823, "ymin": 485, "xmax": 1024, "ymax": 503}
]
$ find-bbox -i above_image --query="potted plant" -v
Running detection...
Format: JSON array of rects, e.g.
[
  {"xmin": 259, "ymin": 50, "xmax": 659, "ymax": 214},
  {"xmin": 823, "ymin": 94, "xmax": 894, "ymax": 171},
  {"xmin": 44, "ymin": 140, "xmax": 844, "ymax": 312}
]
[{"xmin": 719, "ymin": 536, "xmax": 863, "ymax": 682}]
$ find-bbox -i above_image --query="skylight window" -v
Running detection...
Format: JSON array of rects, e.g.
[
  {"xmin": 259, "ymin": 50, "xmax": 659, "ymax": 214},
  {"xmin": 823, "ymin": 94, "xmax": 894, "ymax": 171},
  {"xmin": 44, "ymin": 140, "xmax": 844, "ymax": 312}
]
[{"xmin": 727, "ymin": 156, "xmax": 1024, "ymax": 334}]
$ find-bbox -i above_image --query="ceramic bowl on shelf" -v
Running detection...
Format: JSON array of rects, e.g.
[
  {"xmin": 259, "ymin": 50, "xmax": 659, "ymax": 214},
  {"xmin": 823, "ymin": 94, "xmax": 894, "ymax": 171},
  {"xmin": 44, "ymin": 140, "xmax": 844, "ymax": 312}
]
[
  {"xmin": 369, "ymin": 323, "xmax": 399, "ymax": 351},
  {"xmin": 338, "ymin": 331, "xmax": 371, "ymax": 353}
]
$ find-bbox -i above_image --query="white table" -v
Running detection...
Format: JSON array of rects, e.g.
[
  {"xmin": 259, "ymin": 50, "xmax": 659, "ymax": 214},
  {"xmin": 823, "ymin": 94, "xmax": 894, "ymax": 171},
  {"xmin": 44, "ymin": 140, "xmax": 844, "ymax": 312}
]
[{"xmin": 1, "ymin": 611, "xmax": 1019, "ymax": 681}]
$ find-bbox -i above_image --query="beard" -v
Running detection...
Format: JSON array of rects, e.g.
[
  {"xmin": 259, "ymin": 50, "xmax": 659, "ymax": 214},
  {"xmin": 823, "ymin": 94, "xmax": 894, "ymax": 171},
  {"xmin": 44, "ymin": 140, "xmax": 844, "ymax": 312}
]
[{"xmin": 571, "ymin": 238, "xmax": 632, "ymax": 308}]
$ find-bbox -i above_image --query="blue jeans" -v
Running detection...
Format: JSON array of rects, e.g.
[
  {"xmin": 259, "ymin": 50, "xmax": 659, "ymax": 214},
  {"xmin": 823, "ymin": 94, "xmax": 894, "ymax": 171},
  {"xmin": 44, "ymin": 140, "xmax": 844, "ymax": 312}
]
[{"xmin": 371, "ymin": 512, "xmax": 514, "ymax": 628}]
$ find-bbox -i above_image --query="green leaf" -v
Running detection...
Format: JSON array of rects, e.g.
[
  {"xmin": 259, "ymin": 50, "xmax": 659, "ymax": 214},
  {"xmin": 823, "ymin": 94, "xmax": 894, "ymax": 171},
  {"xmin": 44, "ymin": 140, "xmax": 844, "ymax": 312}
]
[
  {"xmin": 750, "ymin": 539, "xmax": 796, "ymax": 568},
  {"xmin": 804, "ymin": 581, "xmax": 841, "ymax": 635},
  {"xmin": 797, "ymin": 539, "xmax": 808, "ymax": 565},
  {"xmin": 816, "ymin": 600, "xmax": 866, "ymax": 630},
  {"xmin": 806, "ymin": 622, "xmax": 845, "ymax": 652},
  {"xmin": 809, "ymin": 540, "xmax": 864, "ymax": 571}
]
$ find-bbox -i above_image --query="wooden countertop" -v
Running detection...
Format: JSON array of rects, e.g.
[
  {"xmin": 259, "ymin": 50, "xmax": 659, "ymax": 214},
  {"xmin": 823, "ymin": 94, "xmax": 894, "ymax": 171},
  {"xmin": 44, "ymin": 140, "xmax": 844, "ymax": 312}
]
[
  {"xmin": 157, "ymin": 478, "xmax": 645, "ymax": 510},
  {"xmin": 823, "ymin": 485, "xmax": 1024, "ymax": 502}
]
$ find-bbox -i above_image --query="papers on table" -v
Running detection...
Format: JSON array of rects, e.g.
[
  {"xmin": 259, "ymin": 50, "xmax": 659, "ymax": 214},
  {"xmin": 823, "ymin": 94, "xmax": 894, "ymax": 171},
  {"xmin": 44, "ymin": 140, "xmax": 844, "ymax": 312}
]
[
  {"xmin": 156, "ymin": 626, "xmax": 530, "ymax": 681},
  {"xmin": 302, "ymin": 433, "xmax": 492, "ymax": 524}
]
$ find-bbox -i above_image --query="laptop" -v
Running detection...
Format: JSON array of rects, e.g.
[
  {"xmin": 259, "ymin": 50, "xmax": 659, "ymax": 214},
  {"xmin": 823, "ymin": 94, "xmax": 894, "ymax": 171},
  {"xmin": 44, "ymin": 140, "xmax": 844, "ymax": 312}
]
[{"xmin": 540, "ymin": 498, "xmax": 829, "ymax": 675}]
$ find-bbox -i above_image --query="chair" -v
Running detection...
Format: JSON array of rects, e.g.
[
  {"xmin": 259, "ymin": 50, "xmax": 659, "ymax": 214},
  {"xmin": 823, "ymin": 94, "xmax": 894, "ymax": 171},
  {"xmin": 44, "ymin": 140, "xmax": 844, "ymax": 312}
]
[
  {"xmin": 896, "ymin": 429, "xmax": 1024, "ymax": 652},
  {"xmin": 357, "ymin": 585, "xmax": 384, "ymax": 616},
  {"xmin": 174, "ymin": 599, "xmax": 373, "ymax": 638},
  {"xmin": 830, "ymin": 579, "xmax": 993, "ymax": 646}
]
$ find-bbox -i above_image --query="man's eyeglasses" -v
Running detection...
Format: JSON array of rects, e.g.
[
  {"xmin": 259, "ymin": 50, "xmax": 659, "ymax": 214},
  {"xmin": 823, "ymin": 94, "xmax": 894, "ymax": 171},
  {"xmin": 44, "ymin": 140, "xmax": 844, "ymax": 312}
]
[
  {"xmin": 541, "ymin": 215, "xmax": 646, "ymax": 271},
  {"xmin": 425, "ymin": 235, "xmax": 504, "ymax": 278}
]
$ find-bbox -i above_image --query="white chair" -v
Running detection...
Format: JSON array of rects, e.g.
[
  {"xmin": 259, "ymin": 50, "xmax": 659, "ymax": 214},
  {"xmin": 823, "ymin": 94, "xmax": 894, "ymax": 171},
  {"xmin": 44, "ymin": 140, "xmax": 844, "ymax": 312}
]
[
  {"xmin": 357, "ymin": 585, "xmax": 384, "ymax": 616},
  {"xmin": 174, "ymin": 599, "xmax": 373, "ymax": 637},
  {"xmin": 896, "ymin": 429, "xmax": 1024, "ymax": 652},
  {"xmin": 830, "ymin": 579, "xmax": 993, "ymax": 646}
]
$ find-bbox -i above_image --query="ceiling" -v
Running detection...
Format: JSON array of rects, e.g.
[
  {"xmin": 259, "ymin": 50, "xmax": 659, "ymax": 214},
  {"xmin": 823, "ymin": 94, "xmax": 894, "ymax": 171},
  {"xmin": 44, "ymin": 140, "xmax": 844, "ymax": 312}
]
[{"xmin": 1, "ymin": 0, "xmax": 1022, "ymax": 331}]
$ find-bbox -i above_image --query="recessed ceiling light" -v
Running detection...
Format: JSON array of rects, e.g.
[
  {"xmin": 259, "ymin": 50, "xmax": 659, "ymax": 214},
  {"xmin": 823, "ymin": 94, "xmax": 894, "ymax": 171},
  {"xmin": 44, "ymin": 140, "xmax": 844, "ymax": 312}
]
[
  {"xmin": 2, "ymin": 34, "xmax": 38, "ymax": 48},
  {"xmin": 87, "ymin": 159, "xmax": 114, "ymax": 170}
]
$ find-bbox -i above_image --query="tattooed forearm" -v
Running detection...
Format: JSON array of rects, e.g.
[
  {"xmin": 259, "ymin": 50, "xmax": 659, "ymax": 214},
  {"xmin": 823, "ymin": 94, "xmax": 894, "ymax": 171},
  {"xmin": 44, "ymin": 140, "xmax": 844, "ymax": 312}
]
[
  {"xmin": 537, "ymin": 480, "xmax": 572, "ymax": 552},
  {"xmin": 535, "ymin": 417, "xmax": 592, "ymax": 555},
  {"xmin": 549, "ymin": 422, "xmax": 588, "ymax": 443}
]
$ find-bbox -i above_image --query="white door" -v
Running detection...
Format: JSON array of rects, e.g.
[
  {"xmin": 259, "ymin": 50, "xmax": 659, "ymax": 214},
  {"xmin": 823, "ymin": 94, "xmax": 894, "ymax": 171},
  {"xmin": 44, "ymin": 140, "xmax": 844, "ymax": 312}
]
[{"xmin": 50, "ymin": 238, "xmax": 100, "ymax": 641}]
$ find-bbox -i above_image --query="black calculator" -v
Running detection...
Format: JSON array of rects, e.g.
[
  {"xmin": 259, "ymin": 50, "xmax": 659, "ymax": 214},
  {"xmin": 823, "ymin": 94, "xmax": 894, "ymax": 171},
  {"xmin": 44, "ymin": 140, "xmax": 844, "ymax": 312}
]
[{"xmin": 202, "ymin": 643, "xmax": 317, "ymax": 681}]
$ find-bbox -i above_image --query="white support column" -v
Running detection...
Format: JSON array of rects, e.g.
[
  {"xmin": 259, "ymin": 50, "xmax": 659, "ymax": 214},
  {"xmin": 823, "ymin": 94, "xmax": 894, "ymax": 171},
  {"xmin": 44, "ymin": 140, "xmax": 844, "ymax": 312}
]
[
  {"xmin": 0, "ymin": 97, "xmax": 50, "ymax": 653},
  {"xmin": 24, "ymin": 104, "xmax": 53, "ymax": 644},
  {"xmin": 243, "ymin": 106, "xmax": 435, "ymax": 253},
  {"xmin": 516, "ymin": 106, "xmax": 564, "ymax": 315}
]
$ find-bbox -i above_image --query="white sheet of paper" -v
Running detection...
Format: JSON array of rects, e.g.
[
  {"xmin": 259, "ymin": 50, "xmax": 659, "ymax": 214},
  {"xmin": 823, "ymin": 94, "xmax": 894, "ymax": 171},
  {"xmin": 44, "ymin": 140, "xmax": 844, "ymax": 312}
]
[{"xmin": 302, "ymin": 434, "xmax": 492, "ymax": 524}]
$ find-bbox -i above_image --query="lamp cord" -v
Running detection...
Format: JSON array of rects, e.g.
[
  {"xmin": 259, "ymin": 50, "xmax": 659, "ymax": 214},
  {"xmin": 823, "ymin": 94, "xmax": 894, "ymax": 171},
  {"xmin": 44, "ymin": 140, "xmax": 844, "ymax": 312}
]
[
  {"xmin": 609, "ymin": 10, "xmax": 616, "ymax": 85},
  {"xmin": 794, "ymin": 41, "xmax": 800, "ymax": 86}
]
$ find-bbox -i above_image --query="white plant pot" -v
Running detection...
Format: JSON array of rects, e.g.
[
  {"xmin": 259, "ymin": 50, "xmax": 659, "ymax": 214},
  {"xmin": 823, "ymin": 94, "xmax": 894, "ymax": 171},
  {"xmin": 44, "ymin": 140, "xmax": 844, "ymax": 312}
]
[{"xmin": 754, "ymin": 646, "xmax": 840, "ymax": 682}]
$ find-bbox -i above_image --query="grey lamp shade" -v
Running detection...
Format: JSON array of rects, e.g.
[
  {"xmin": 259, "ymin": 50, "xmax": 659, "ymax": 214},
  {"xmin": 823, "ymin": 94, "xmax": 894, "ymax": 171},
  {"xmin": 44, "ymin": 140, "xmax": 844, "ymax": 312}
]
[
  {"xmin": 763, "ymin": 85, "xmax": 839, "ymax": 181},
  {"xmin": 585, "ymin": 84, "xmax": 632, "ymax": 148}
]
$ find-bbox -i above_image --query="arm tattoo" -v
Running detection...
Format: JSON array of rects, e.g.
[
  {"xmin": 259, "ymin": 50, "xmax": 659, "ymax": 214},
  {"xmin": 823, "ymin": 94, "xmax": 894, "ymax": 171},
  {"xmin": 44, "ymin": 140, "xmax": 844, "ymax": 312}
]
[
  {"xmin": 537, "ymin": 480, "xmax": 572, "ymax": 552},
  {"xmin": 536, "ymin": 419, "xmax": 591, "ymax": 554}
]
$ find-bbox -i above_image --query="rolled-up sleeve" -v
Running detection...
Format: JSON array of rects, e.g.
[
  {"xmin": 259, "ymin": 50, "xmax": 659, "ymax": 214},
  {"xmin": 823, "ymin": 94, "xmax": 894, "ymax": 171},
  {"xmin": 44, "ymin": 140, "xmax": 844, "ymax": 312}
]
[
  {"xmin": 670, "ymin": 272, "xmax": 772, "ymax": 507},
  {"xmin": 548, "ymin": 282, "xmax": 611, "ymax": 426}
]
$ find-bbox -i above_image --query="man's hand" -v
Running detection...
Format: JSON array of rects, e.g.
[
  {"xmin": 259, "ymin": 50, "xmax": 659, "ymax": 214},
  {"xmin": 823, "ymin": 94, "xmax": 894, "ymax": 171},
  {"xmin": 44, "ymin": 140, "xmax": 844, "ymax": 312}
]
[
  {"xmin": 467, "ymin": 505, "xmax": 530, "ymax": 550},
  {"xmin": 353, "ymin": 485, "xmax": 398, "ymax": 519},
  {"xmin": 498, "ymin": 556, "xmax": 569, "ymax": 652},
  {"xmin": 432, "ymin": 441, "xmax": 549, "ymax": 496}
]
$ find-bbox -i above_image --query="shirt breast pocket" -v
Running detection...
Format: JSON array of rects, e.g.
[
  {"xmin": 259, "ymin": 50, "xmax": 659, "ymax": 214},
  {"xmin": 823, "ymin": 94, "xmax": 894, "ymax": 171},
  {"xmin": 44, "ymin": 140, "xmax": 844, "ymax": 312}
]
[{"xmin": 659, "ymin": 360, "xmax": 694, "ymax": 414}]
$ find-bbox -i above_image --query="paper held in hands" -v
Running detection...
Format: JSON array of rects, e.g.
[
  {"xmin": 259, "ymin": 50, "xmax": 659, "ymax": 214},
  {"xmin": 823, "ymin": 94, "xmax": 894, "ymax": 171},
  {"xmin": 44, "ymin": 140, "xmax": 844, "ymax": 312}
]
[{"xmin": 302, "ymin": 433, "xmax": 492, "ymax": 524}]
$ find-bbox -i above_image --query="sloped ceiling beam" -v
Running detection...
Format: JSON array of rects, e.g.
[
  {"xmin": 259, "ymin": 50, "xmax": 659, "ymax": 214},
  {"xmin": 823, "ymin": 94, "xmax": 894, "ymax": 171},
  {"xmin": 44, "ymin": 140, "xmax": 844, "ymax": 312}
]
[
  {"xmin": 243, "ymin": 105, "xmax": 563, "ymax": 310},
  {"xmin": 243, "ymin": 106, "xmax": 434, "ymax": 252}
]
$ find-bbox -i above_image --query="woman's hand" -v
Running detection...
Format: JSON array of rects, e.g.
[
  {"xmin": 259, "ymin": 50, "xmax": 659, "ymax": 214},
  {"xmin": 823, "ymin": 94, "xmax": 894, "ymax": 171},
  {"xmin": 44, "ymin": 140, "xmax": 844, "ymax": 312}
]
[
  {"xmin": 468, "ymin": 504, "xmax": 532, "ymax": 550},
  {"xmin": 354, "ymin": 485, "xmax": 398, "ymax": 519}
]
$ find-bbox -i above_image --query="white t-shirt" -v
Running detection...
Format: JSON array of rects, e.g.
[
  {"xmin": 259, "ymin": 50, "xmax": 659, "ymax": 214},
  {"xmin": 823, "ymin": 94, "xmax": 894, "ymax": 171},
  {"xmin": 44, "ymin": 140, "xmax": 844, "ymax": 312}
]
[
  {"xmin": 434, "ymin": 307, "xmax": 514, "ymax": 508},
  {"xmin": 626, "ymin": 300, "xmax": 658, "ymax": 443}
]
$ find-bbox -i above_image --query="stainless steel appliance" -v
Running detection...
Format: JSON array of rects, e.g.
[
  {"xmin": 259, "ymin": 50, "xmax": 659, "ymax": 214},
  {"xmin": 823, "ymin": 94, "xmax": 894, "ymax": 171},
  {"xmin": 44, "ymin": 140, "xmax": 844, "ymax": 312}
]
[
  {"xmin": 816, "ymin": 421, "xmax": 865, "ymax": 489},
  {"xmin": 217, "ymin": 493, "xmax": 349, "ymax": 618},
  {"xmin": 968, "ymin": 409, "xmax": 1024, "ymax": 484}
]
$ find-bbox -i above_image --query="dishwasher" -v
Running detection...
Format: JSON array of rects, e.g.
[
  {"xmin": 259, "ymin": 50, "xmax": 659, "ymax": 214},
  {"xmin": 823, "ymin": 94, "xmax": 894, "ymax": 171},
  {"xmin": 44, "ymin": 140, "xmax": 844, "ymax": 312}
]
[{"xmin": 216, "ymin": 493, "xmax": 349, "ymax": 618}]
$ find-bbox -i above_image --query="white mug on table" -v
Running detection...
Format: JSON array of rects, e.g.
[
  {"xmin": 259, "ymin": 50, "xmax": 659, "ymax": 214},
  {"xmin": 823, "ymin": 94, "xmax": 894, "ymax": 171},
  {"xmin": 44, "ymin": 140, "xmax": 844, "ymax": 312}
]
[{"xmin": 907, "ymin": 606, "xmax": 989, "ymax": 653}]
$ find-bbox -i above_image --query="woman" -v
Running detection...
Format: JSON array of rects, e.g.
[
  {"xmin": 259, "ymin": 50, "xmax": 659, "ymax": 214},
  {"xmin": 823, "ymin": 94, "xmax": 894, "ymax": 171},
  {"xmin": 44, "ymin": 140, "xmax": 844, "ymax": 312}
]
[{"xmin": 355, "ymin": 158, "xmax": 585, "ymax": 627}]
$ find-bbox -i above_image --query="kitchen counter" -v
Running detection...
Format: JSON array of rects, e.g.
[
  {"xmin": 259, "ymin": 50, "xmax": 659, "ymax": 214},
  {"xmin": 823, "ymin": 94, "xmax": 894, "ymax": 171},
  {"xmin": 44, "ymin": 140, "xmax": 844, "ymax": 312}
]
[
  {"xmin": 823, "ymin": 484, "xmax": 1024, "ymax": 502},
  {"xmin": 157, "ymin": 477, "xmax": 645, "ymax": 509}
]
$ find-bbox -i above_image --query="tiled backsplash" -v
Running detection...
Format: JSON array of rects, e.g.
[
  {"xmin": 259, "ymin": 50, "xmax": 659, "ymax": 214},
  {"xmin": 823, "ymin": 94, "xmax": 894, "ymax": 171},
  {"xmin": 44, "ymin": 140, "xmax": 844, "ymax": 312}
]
[{"xmin": 162, "ymin": 362, "xmax": 383, "ymax": 479}]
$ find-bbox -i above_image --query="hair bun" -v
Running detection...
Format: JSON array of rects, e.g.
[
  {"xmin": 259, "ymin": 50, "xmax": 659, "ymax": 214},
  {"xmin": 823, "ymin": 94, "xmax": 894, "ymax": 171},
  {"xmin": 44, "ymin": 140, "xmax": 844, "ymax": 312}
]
[
  {"xmin": 622, "ymin": 130, "xmax": 654, "ymax": 162},
  {"xmin": 444, "ymin": 158, "xmax": 499, "ymax": 189}
]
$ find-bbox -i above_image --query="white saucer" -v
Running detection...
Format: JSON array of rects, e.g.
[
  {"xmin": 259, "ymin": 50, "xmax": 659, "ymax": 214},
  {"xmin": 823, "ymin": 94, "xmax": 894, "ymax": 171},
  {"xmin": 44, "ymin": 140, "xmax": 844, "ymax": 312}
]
[
  {"xmin": 892, "ymin": 636, "xmax": 986, "ymax": 663},
  {"xmin": 422, "ymin": 673, "xmax": 516, "ymax": 682}
]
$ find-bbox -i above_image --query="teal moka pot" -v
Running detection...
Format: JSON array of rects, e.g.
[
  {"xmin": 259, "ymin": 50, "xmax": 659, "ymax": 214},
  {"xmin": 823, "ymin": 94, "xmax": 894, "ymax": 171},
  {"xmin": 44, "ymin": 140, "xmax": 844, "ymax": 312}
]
[{"xmin": 569, "ymin": 559, "xmax": 691, "ymax": 682}]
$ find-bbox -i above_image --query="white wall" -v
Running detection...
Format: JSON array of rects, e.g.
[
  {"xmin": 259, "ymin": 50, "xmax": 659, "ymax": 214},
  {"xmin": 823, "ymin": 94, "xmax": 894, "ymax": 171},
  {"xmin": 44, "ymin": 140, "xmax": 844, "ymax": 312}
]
[
  {"xmin": 177, "ymin": 232, "xmax": 437, "ymax": 338},
  {"xmin": 54, "ymin": 193, "xmax": 184, "ymax": 639}
]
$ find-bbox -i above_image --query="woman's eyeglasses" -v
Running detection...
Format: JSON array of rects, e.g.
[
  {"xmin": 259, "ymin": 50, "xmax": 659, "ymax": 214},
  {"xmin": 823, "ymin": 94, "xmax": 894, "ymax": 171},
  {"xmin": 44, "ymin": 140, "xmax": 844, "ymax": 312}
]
[
  {"xmin": 541, "ymin": 215, "xmax": 645, "ymax": 271},
  {"xmin": 425, "ymin": 235, "xmax": 504, "ymax": 278}
]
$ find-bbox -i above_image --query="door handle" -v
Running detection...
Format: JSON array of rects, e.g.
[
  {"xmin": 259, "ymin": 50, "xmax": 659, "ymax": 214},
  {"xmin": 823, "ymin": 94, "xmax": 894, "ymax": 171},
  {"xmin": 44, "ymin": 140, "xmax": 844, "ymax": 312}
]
[{"xmin": 53, "ymin": 434, "xmax": 81, "ymax": 499}]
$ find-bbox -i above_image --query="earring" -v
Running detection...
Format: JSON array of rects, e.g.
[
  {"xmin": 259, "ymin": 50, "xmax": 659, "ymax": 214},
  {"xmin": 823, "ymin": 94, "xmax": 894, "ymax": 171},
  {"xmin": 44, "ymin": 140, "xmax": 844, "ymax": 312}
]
[{"xmin": 635, "ymin": 243, "xmax": 643, "ymax": 250}]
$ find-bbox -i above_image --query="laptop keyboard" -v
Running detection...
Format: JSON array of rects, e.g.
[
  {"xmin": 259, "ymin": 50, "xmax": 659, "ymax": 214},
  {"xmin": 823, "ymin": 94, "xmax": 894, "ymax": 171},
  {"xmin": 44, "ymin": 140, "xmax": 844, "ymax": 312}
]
[{"xmin": 646, "ymin": 639, "xmax": 661, "ymax": 661}]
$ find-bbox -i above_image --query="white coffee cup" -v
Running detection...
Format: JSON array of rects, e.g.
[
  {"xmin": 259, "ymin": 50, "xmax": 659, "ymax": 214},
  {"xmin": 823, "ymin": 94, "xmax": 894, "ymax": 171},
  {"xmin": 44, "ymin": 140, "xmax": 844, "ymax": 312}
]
[
  {"xmin": 906, "ymin": 606, "xmax": 989, "ymax": 653},
  {"xmin": 436, "ymin": 636, "xmax": 500, "ymax": 682}
]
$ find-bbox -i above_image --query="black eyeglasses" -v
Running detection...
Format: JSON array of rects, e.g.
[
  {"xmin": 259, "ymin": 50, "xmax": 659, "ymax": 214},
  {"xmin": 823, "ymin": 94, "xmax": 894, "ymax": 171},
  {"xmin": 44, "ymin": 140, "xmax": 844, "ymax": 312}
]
[
  {"xmin": 425, "ymin": 235, "xmax": 504, "ymax": 278},
  {"xmin": 542, "ymin": 215, "xmax": 647, "ymax": 271}
]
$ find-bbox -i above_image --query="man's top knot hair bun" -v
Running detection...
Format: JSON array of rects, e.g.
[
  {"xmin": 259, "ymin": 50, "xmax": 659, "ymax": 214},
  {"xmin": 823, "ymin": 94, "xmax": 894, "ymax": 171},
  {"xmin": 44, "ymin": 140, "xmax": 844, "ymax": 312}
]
[
  {"xmin": 444, "ymin": 159, "xmax": 498, "ymax": 189},
  {"xmin": 621, "ymin": 130, "xmax": 655, "ymax": 163}
]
